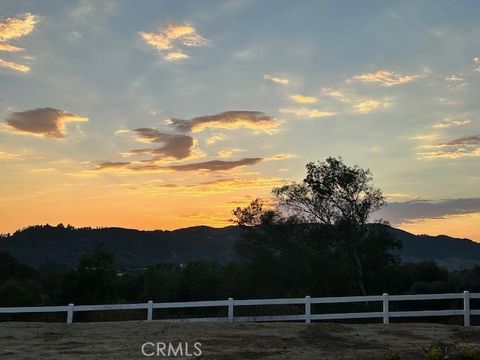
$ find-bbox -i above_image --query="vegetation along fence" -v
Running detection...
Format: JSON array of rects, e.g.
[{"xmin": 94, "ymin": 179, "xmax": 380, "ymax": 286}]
[{"xmin": 0, "ymin": 291, "xmax": 479, "ymax": 325}]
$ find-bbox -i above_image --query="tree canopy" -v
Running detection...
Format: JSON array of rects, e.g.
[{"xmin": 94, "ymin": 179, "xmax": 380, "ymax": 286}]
[{"xmin": 234, "ymin": 157, "xmax": 399, "ymax": 296}]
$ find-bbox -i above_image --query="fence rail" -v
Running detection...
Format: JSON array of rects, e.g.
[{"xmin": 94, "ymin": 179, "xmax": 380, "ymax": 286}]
[{"xmin": 0, "ymin": 291, "xmax": 478, "ymax": 326}]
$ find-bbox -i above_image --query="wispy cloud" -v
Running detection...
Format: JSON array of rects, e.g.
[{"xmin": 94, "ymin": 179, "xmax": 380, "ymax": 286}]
[
  {"xmin": 217, "ymin": 148, "xmax": 244, "ymax": 158},
  {"xmin": 164, "ymin": 51, "xmax": 189, "ymax": 61},
  {"xmin": 0, "ymin": 58, "xmax": 30, "ymax": 73},
  {"xmin": 0, "ymin": 13, "xmax": 37, "ymax": 43},
  {"xmin": 99, "ymin": 110, "xmax": 280, "ymax": 174},
  {"xmin": 95, "ymin": 161, "xmax": 131, "ymax": 170},
  {"xmin": 353, "ymin": 99, "xmax": 390, "ymax": 114},
  {"xmin": 0, "ymin": 13, "xmax": 37, "ymax": 72},
  {"xmin": 474, "ymin": 57, "xmax": 480, "ymax": 72},
  {"xmin": 167, "ymin": 158, "xmax": 262, "ymax": 171},
  {"xmin": 96, "ymin": 157, "xmax": 263, "ymax": 172},
  {"xmin": 206, "ymin": 133, "xmax": 227, "ymax": 145},
  {"xmin": 140, "ymin": 23, "xmax": 208, "ymax": 61},
  {"xmin": 417, "ymin": 135, "xmax": 480, "ymax": 159},
  {"xmin": 379, "ymin": 198, "xmax": 480, "ymax": 226},
  {"xmin": 121, "ymin": 128, "xmax": 196, "ymax": 160},
  {"xmin": 322, "ymin": 88, "xmax": 350, "ymax": 103},
  {"xmin": 264, "ymin": 153, "xmax": 296, "ymax": 161},
  {"xmin": 384, "ymin": 193, "xmax": 420, "ymax": 202},
  {"xmin": 0, "ymin": 42, "xmax": 23, "ymax": 52},
  {"xmin": 349, "ymin": 70, "xmax": 419, "ymax": 87},
  {"xmin": 0, "ymin": 150, "xmax": 21, "ymax": 160},
  {"xmin": 437, "ymin": 97, "xmax": 461, "ymax": 106},
  {"xmin": 141, "ymin": 177, "xmax": 285, "ymax": 194},
  {"xmin": 445, "ymin": 74, "xmax": 464, "ymax": 82},
  {"xmin": 432, "ymin": 118, "xmax": 471, "ymax": 129},
  {"xmin": 264, "ymin": 74, "xmax": 289, "ymax": 85},
  {"xmin": 3, "ymin": 107, "xmax": 88, "ymax": 138},
  {"xmin": 410, "ymin": 134, "xmax": 440, "ymax": 142},
  {"xmin": 279, "ymin": 107, "xmax": 336, "ymax": 118},
  {"xmin": 168, "ymin": 111, "xmax": 279, "ymax": 133},
  {"xmin": 321, "ymin": 87, "xmax": 392, "ymax": 114},
  {"xmin": 290, "ymin": 94, "xmax": 317, "ymax": 104}
]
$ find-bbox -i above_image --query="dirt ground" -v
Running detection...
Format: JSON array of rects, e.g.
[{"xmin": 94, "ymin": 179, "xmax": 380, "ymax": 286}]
[{"xmin": 0, "ymin": 321, "xmax": 479, "ymax": 359}]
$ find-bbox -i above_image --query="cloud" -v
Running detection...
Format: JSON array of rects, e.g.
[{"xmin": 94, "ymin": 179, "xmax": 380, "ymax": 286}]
[
  {"xmin": 140, "ymin": 23, "xmax": 208, "ymax": 60},
  {"xmin": 0, "ymin": 13, "xmax": 37, "ymax": 72},
  {"xmin": 410, "ymin": 134, "xmax": 439, "ymax": 142},
  {"xmin": 445, "ymin": 74, "xmax": 464, "ymax": 82},
  {"xmin": 206, "ymin": 133, "xmax": 227, "ymax": 145},
  {"xmin": 99, "ymin": 110, "xmax": 280, "ymax": 172},
  {"xmin": 264, "ymin": 153, "xmax": 296, "ymax": 161},
  {"xmin": 0, "ymin": 150, "xmax": 21, "ymax": 159},
  {"xmin": 0, "ymin": 58, "xmax": 30, "ymax": 73},
  {"xmin": 123, "ymin": 128, "xmax": 195, "ymax": 160},
  {"xmin": 378, "ymin": 198, "xmax": 480, "ymax": 226},
  {"xmin": 437, "ymin": 97, "xmax": 461, "ymax": 106},
  {"xmin": 474, "ymin": 57, "xmax": 480, "ymax": 72},
  {"xmin": 217, "ymin": 148, "xmax": 244, "ymax": 158},
  {"xmin": 166, "ymin": 158, "xmax": 262, "ymax": 171},
  {"xmin": 0, "ymin": 13, "xmax": 37, "ymax": 42},
  {"xmin": 290, "ymin": 94, "xmax": 317, "ymax": 104},
  {"xmin": 432, "ymin": 118, "xmax": 471, "ymax": 129},
  {"xmin": 349, "ymin": 70, "xmax": 419, "ymax": 87},
  {"xmin": 417, "ymin": 135, "xmax": 480, "ymax": 159},
  {"xmin": 0, "ymin": 42, "xmax": 23, "ymax": 52},
  {"xmin": 322, "ymin": 88, "xmax": 351, "ymax": 103},
  {"xmin": 279, "ymin": 107, "xmax": 336, "ymax": 118},
  {"xmin": 142, "ymin": 177, "xmax": 285, "ymax": 194},
  {"xmin": 168, "ymin": 111, "xmax": 279, "ymax": 133},
  {"xmin": 3, "ymin": 107, "xmax": 88, "ymax": 138},
  {"xmin": 96, "ymin": 157, "xmax": 263, "ymax": 172},
  {"xmin": 264, "ymin": 74, "xmax": 289, "ymax": 85},
  {"xmin": 322, "ymin": 87, "xmax": 391, "ymax": 114},
  {"xmin": 95, "ymin": 161, "xmax": 131, "ymax": 170},
  {"xmin": 444, "ymin": 136, "xmax": 480, "ymax": 146},
  {"xmin": 164, "ymin": 51, "xmax": 189, "ymax": 61},
  {"xmin": 384, "ymin": 193, "xmax": 420, "ymax": 202},
  {"xmin": 353, "ymin": 99, "xmax": 390, "ymax": 114}
]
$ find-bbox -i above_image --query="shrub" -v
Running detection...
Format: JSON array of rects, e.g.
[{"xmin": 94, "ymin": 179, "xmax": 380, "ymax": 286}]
[
  {"xmin": 425, "ymin": 346, "xmax": 444, "ymax": 360},
  {"xmin": 385, "ymin": 349, "xmax": 401, "ymax": 360},
  {"xmin": 459, "ymin": 345, "xmax": 478, "ymax": 360}
]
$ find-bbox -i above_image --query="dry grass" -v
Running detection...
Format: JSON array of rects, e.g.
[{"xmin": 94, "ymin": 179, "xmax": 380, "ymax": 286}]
[{"xmin": 0, "ymin": 321, "xmax": 479, "ymax": 359}]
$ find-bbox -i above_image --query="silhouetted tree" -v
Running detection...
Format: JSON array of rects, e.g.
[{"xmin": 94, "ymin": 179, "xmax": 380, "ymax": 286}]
[
  {"xmin": 234, "ymin": 157, "xmax": 400, "ymax": 296},
  {"xmin": 58, "ymin": 245, "xmax": 116, "ymax": 304},
  {"xmin": 0, "ymin": 252, "xmax": 41, "ymax": 306}
]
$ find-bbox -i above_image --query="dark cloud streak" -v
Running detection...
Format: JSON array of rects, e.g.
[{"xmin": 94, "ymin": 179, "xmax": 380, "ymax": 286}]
[
  {"xmin": 95, "ymin": 157, "xmax": 263, "ymax": 172},
  {"xmin": 377, "ymin": 198, "xmax": 480, "ymax": 225},
  {"xmin": 169, "ymin": 111, "xmax": 279, "ymax": 133},
  {"xmin": 4, "ymin": 107, "xmax": 88, "ymax": 138},
  {"xmin": 129, "ymin": 128, "xmax": 194, "ymax": 160}
]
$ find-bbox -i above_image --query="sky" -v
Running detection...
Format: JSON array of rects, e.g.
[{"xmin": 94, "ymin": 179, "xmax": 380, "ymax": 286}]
[{"xmin": 0, "ymin": 0, "xmax": 479, "ymax": 241}]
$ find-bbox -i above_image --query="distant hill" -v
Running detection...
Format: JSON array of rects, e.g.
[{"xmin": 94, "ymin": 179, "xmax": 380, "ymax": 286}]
[
  {"xmin": 0, "ymin": 224, "xmax": 479, "ymax": 270},
  {"xmin": 389, "ymin": 227, "xmax": 480, "ymax": 270}
]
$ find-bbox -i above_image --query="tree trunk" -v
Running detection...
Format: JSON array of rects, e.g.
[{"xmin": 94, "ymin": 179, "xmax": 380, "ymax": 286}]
[{"xmin": 352, "ymin": 249, "xmax": 367, "ymax": 296}]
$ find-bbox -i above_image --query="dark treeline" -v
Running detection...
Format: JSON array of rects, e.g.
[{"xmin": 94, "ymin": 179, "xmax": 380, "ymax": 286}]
[
  {"xmin": 1, "ymin": 157, "xmax": 479, "ymax": 307},
  {"xmin": 1, "ymin": 246, "xmax": 480, "ymax": 307}
]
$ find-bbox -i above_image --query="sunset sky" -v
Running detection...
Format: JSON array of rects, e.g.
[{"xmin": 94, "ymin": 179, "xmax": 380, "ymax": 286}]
[{"xmin": 1, "ymin": 1, "xmax": 479, "ymax": 241}]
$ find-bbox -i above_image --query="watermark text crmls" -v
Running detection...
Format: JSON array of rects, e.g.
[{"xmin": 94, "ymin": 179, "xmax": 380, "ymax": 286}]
[{"xmin": 141, "ymin": 342, "xmax": 202, "ymax": 357}]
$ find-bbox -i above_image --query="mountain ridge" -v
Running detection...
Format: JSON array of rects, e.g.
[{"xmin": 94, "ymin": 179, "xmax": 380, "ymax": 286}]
[{"xmin": 1, "ymin": 224, "xmax": 479, "ymax": 270}]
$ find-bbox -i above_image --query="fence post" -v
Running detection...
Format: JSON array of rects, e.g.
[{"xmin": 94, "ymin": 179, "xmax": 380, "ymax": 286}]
[
  {"xmin": 147, "ymin": 300, "xmax": 153, "ymax": 321},
  {"xmin": 228, "ymin": 298, "xmax": 234, "ymax": 323},
  {"xmin": 66, "ymin": 303, "xmax": 74, "ymax": 324},
  {"xmin": 305, "ymin": 296, "xmax": 311, "ymax": 323},
  {"xmin": 382, "ymin": 293, "xmax": 389, "ymax": 325},
  {"xmin": 463, "ymin": 291, "xmax": 470, "ymax": 327}
]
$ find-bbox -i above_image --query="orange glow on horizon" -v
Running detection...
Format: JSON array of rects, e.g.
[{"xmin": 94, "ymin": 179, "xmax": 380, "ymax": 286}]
[{"xmin": 397, "ymin": 212, "xmax": 480, "ymax": 243}]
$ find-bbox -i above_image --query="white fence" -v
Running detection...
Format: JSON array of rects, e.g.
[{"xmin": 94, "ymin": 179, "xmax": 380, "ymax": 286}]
[{"xmin": 0, "ymin": 291, "xmax": 479, "ymax": 326}]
